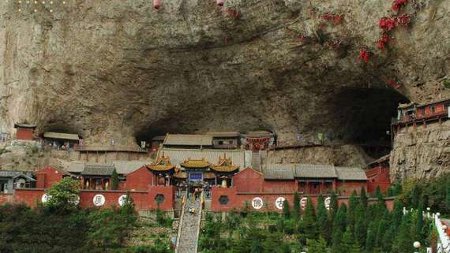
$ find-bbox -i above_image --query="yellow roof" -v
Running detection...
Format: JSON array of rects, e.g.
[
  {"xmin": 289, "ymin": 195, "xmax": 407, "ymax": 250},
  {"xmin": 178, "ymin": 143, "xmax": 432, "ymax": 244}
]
[
  {"xmin": 211, "ymin": 154, "xmax": 239, "ymax": 172},
  {"xmin": 147, "ymin": 164, "xmax": 175, "ymax": 171},
  {"xmin": 173, "ymin": 171, "xmax": 187, "ymax": 179},
  {"xmin": 147, "ymin": 155, "xmax": 175, "ymax": 171},
  {"xmin": 211, "ymin": 165, "xmax": 239, "ymax": 172},
  {"xmin": 203, "ymin": 172, "xmax": 216, "ymax": 179},
  {"xmin": 180, "ymin": 159, "xmax": 210, "ymax": 168}
]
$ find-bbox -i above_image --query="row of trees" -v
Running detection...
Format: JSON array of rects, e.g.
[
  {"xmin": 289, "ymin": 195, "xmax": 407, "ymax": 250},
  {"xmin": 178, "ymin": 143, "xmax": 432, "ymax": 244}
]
[
  {"xmin": 200, "ymin": 187, "xmax": 435, "ymax": 253},
  {"xmin": 0, "ymin": 178, "xmax": 171, "ymax": 253}
]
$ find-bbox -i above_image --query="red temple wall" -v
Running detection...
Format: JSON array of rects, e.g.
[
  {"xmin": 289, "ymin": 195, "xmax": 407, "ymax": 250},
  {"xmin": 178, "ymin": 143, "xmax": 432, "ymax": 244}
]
[
  {"xmin": 262, "ymin": 180, "xmax": 297, "ymax": 193},
  {"xmin": 16, "ymin": 128, "xmax": 34, "ymax": 140},
  {"xmin": 35, "ymin": 167, "xmax": 64, "ymax": 189},
  {"xmin": 233, "ymin": 168, "xmax": 264, "ymax": 192},
  {"xmin": 366, "ymin": 167, "xmax": 391, "ymax": 193},
  {"xmin": 146, "ymin": 185, "xmax": 175, "ymax": 211},
  {"xmin": 14, "ymin": 189, "xmax": 45, "ymax": 207},
  {"xmin": 210, "ymin": 187, "xmax": 394, "ymax": 212},
  {"xmin": 125, "ymin": 166, "xmax": 155, "ymax": 191},
  {"xmin": 0, "ymin": 194, "xmax": 14, "ymax": 206},
  {"xmin": 9, "ymin": 187, "xmax": 175, "ymax": 211},
  {"xmin": 336, "ymin": 181, "xmax": 367, "ymax": 196}
]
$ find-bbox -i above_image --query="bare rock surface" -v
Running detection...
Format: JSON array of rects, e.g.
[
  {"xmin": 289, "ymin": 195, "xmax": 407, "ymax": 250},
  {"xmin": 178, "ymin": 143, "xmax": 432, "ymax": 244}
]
[
  {"xmin": 390, "ymin": 120, "xmax": 450, "ymax": 180},
  {"xmin": 0, "ymin": 0, "xmax": 449, "ymax": 171}
]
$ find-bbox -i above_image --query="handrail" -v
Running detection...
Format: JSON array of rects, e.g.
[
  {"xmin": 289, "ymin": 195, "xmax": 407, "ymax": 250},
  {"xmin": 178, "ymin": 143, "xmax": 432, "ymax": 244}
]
[
  {"xmin": 175, "ymin": 193, "xmax": 187, "ymax": 253},
  {"xmin": 194, "ymin": 191, "xmax": 204, "ymax": 253},
  {"xmin": 435, "ymin": 213, "xmax": 450, "ymax": 253}
]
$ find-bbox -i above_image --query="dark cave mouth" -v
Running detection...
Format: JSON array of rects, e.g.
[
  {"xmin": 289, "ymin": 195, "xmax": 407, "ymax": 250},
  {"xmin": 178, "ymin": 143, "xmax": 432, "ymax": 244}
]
[
  {"xmin": 130, "ymin": 86, "xmax": 408, "ymax": 158},
  {"xmin": 328, "ymin": 87, "xmax": 409, "ymax": 156}
]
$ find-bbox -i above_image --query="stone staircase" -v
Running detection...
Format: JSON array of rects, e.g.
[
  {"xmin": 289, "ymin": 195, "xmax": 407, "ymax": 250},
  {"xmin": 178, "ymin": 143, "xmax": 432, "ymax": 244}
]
[
  {"xmin": 176, "ymin": 195, "xmax": 202, "ymax": 253},
  {"xmin": 251, "ymin": 151, "xmax": 261, "ymax": 170}
]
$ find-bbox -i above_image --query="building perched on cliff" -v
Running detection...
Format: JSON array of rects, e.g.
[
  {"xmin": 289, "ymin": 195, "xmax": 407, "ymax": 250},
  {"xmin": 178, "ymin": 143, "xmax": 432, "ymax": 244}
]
[{"xmin": 390, "ymin": 99, "xmax": 450, "ymax": 180}]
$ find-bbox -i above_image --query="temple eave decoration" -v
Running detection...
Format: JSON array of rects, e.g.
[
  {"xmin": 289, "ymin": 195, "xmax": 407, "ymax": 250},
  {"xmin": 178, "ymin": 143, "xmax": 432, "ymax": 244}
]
[
  {"xmin": 147, "ymin": 154, "xmax": 175, "ymax": 172},
  {"xmin": 211, "ymin": 165, "xmax": 239, "ymax": 173},
  {"xmin": 180, "ymin": 159, "xmax": 210, "ymax": 169}
]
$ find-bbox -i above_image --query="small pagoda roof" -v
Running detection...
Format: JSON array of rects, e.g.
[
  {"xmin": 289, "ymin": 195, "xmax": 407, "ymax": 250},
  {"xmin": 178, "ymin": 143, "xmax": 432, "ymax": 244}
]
[
  {"xmin": 206, "ymin": 131, "xmax": 240, "ymax": 138},
  {"xmin": 14, "ymin": 123, "xmax": 36, "ymax": 129},
  {"xmin": 244, "ymin": 131, "xmax": 274, "ymax": 138},
  {"xmin": 335, "ymin": 167, "xmax": 367, "ymax": 181},
  {"xmin": 173, "ymin": 171, "xmax": 187, "ymax": 179},
  {"xmin": 398, "ymin": 102, "xmax": 417, "ymax": 109},
  {"xmin": 211, "ymin": 154, "xmax": 239, "ymax": 172},
  {"xmin": 203, "ymin": 172, "xmax": 216, "ymax": 179},
  {"xmin": 416, "ymin": 98, "xmax": 450, "ymax": 108},
  {"xmin": 164, "ymin": 134, "xmax": 212, "ymax": 146},
  {"xmin": 81, "ymin": 164, "xmax": 115, "ymax": 176},
  {"xmin": 147, "ymin": 155, "xmax": 175, "ymax": 172},
  {"xmin": 44, "ymin": 132, "xmax": 80, "ymax": 141},
  {"xmin": 0, "ymin": 171, "xmax": 35, "ymax": 181},
  {"xmin": 180, "ymin": 158, "xmax": 210, "ymax": 169},
  {"xmin": 367, "ymin": 154, "xmax": 390, "ymax": 167}
]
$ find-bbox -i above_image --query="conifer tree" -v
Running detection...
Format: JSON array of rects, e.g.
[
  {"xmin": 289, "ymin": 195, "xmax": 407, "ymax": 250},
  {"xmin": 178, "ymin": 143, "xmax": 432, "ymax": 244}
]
[
  {"xmin": 391, "ymin": 199, "xmax": 404, "ymax": 228},
  {"xmin": 360, "ymin": 187, "xmax": 368, "ymax": 208},
  {"xmin": 303, "ymin": 197, "xmax": 318, "ymax": 240},
  {"xmin": 365, "ymin": 222, "xmax": 377, "ymax": 252},
  {"xmin": 307, "ymin": 237, "xmax": 327, "ymax": 253},
  {"xmin": 415, "ymin": 206, "xmax": 424, "ymax": 240},
  {"xmin": 392, "ymin": 214, "xmax": 413, "ymax": 253},
  {"xmin": 354, "ymin": 203, "xmax": 367, "ymax": 247},
  {"xmin": 317, "ymin": 195, "xmax": 331, "ymax": 241},
  {"xmin": 293, "ymin": 192, "xmax": 301, "ymax": 220},
  {"xmin": 333, "ymin": 204, "xmax": 347, "ymax": 233},
  {"xmin": 347, "ymin": 191, "xmax": 358, "ymax": 232},
  {"xmin": 331, "ymin": 204, "xmax": 347, "ymax": 251},
  {"xmin": 282, "ymin": 199, "xmax": 290, "ymax": 219},
  {"xmin": 446, "ymin": 183, "xmax": 450, "ymax": 210},
  {"xmin": 338, "ymin": 228, "xmax": 361, "ymax": 253},
  {"xmin": 111, "ymin": 169, "xmax": 119, "ymax": 190},
  {"xmin": 410, "ymin": 185, "xmax": 420, "ymax": 208},
  {"xmin": 330, "ymin": 191, "xmax": 338, "ymax": 221}
]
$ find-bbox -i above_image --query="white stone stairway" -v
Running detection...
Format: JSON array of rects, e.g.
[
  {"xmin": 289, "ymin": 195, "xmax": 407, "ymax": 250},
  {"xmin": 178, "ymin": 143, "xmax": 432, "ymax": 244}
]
[
  {"xmin": 176, "ymin": 195, "xmax": 202, "ymax": 253},
  {"xmin": 251, "ymin": 151, "xmax": 261, "ymax": 170}
]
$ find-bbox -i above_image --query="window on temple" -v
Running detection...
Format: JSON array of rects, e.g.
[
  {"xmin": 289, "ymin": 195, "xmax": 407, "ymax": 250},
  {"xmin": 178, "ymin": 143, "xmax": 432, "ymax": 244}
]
[
  {"xmin": 219, "ymin": 195, "xmax": 229, "ymax": 205},
  {"xmin": 155, "ymin": 194, "xmax": 165, "ymax": 204}
]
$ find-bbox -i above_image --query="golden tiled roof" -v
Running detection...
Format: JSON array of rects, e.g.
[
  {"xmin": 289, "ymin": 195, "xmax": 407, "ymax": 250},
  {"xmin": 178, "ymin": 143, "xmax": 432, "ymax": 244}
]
[
  {"xmin": 211, "ymin": 165, "xmax": 239, "ymax": 172},
  {"xmin": 173, "ymin": 171, "xmax": 187, "ymax": 179},
  {"xmin": 211, "ymin": 154, "xmax": 239, "ymax": 172},
  {"xmin": 203, "ymin": 172, "xmax": 216, "ymax": 179},
  {"xmin": 147, "ymin": 154, "xmax": 175, "ymax": 171},
  {"xmin": 147, "ymin": 164, "xmax": 175, "ymax": 171},
  {"xmin": 180, "ymin": 158, "xmax": 210, "ymax": 168}
]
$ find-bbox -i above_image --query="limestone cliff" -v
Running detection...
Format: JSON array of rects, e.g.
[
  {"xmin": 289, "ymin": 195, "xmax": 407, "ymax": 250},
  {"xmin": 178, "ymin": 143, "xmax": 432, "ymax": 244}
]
[
  {"xmin": 390, "ymin": 120, "xmax": 450, "ymax": 180},
  {"xmin": 0, "ymin": 0, "xmax": 449, "ymax": 168}
]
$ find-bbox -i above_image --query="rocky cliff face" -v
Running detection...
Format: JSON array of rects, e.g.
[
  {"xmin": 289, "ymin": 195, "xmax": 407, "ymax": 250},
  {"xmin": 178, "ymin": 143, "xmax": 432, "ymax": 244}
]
[
  {"xmin": 390, "ymin": 120, "xmax": 450, "ymax": 180},
  {"xmin": 0, "ymin": 0, "xmax": 449, "ymax": 166}
]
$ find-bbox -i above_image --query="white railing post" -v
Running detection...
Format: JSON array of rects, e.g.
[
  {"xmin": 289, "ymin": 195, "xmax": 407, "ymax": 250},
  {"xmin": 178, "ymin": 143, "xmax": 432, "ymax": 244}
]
[
  {"xmin": 175, "ymin": 193, "xmax": 187, "ymax": 253},
  {"xmin": 434, "ymin": 213, "xmax": 450, "ymax": 253}
]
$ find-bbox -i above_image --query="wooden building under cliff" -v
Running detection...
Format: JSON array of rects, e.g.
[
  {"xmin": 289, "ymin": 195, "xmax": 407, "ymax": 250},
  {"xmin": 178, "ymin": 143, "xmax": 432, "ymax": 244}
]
[{"xmin": 391, "ymin": 99, "xmax": 450, "ymax": 135}]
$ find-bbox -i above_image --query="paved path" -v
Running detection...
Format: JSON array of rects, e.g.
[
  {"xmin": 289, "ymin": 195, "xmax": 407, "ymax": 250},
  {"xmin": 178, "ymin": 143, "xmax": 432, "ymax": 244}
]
[{"xmin": 177, "ymin": 197, "xmax": 202, "ymax": 253}]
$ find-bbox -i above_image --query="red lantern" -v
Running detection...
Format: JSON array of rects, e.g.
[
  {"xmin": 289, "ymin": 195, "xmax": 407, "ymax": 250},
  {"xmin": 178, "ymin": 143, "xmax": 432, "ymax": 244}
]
[
  {"xmin": 217, "ymin": 0, "xmax": 225, "ymax": 6},
  {"xmin": 153, "ymin": 0, "xmax": 161, "ymax": 10}
]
